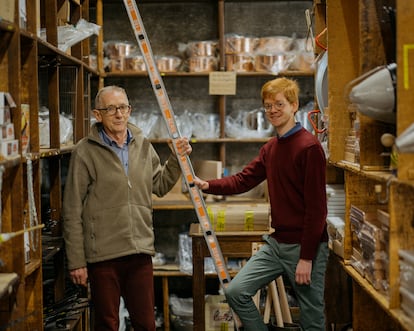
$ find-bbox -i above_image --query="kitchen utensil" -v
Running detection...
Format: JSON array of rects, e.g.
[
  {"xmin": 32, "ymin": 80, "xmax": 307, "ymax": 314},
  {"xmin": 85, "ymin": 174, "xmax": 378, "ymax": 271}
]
[
  {"xmin": 156, "ymin": 56, "xmax": 182, "ymax": 72},
  {"xmin": 254, "ymin": 53, "xmax": 295, "ymax": 73},
  {"xmin": 255, "ymin": 36, "xmax": 293, "ymax": 54},
  {"xmin": 188, "ymin": 56, "xmax": 218, "ymax": 73},
  {"xmin": 225, "ymin": 34, "xmax": 258, "ymax": 54},
  {"xmin": 289, "ymin": 51, "xmax": 314, "ymax": 71},
  {"xmin": 225, "ymin": 54, "xmax": 254, "ymax": 72},
  {"xmin": 186, "ymin": 40, "xmax": 218, "ymax": 57},
  {"xmin": 104, "ymin": 40, "xmax": 137, "ymax": 58},
  {"xmin": 124, "ymin": 55, "xmax": 146, "ymax": 72}
]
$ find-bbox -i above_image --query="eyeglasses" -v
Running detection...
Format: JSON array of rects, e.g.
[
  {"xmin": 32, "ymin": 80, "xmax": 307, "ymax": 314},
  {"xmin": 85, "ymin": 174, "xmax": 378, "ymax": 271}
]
[
  {"xmin": 96, "ymin": 104, "xmax": 131, "ymax": 116},
  {"xmin": 263, "ymin": 102, "xmax": 287, "ymax": 112}
]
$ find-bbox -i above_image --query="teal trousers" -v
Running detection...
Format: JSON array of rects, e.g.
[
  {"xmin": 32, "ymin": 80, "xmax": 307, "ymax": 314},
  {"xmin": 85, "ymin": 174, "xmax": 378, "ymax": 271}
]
[{"xmin": 225, "ymin": 235, "xmax": 329, "ymax": 331}]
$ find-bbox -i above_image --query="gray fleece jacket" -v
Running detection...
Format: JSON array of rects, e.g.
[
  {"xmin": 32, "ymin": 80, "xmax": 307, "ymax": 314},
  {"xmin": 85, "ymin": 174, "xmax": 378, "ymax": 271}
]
[{"xmin": 62, "ymin": 122, "xmax": 181, "ymax": 270}]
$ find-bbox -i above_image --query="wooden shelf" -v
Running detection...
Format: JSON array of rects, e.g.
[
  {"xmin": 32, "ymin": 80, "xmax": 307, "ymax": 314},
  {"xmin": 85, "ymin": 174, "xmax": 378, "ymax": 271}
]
[
  {"xmin": 24, "ymin": 259, "xmax": 42, "ymax": 277},
  {"xmin": 104, "ymin": 69, "xmax": 314, "ymax": 78},
  {"xmin": 345, "ymin": 263, "xmax": 414, "ymax": 331},
  {"xmin": 0, "ymin": 0, "xmax": 95, "ymax": 329},
  {"xmin": 344, "ymin": 264, "xmax": 390, "ymax": 310},
  {"xmin": 0, "ymin": 155, "xmax": 22, "ymax": 168},
  {"xmin": 320, "ymin": 0, "xmax": 414, "ymax": 330},
  {"xmin": 0, "ymin": 273, "xmax": 19, "ymax": 300},
  {"xmin": 150, "ymin": 137, "xmax": 272, "ymax": 144},
  {"xmin": 42, "ymin": 236, "xmax": 64, "ymax": 263}
]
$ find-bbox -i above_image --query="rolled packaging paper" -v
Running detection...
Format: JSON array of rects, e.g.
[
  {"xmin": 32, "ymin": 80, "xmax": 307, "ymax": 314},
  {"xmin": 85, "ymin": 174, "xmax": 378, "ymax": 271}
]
[{"xmin": 395, "ymin": 122, "xmax": 414, "ymax": 153}]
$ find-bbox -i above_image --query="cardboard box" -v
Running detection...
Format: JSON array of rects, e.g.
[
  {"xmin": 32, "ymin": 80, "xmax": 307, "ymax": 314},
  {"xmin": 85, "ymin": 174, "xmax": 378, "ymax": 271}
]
[
  {"xmin": 0, "ymin": 123, "xmax": 14, "ymax": 140},
  {"xmin": 333, "ymin": 239, "xmax": 344, "ymax": 258},
  {"xmin": 0, "ymin": 106, "xmax": 11, "ymax": 125},
  {"xmin": 0, "ymin": 91, "xmax": 15, "ymax": 125},
  {"xmin": 205, "ymin": 295, "xmax": 234, "ymax": 331},
  {"xmin": 0, "ymin": 139, "xmax": 18, "ymax": 158},
  {"xmin": 207, "ymin": 203, "xmax": 269, "ymax": 232},
  {"xmin": 0, "ymin": 0, "xmax": 15, "ymax": 22},
  {"xmin": 193, "ymin": 160, "xmax": 222, "ymax": 180}
]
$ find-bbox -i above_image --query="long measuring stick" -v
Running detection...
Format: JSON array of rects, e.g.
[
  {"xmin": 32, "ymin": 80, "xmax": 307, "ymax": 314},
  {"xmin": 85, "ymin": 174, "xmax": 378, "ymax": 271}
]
[{"xmin": 122, "ymin": 0, "xmax": 232, "ymax": 289}]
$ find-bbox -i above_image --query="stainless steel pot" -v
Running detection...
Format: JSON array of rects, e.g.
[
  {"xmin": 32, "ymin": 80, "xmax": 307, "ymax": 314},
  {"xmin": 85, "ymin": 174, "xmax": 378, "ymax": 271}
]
[{"xmin": 254, "ymin": 53, "xmax": 295, "ymax": 73}]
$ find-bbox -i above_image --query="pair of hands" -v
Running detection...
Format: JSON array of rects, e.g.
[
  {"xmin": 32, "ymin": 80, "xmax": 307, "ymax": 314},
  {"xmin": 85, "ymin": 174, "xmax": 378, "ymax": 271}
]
[{"xmin": 168, "ymin": 137, "xmax": 210, "ymax": 190}]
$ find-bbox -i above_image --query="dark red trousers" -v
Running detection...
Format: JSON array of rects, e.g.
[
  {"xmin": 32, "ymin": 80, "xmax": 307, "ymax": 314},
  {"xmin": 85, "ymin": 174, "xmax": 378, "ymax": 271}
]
[{"xmin": 88, "ymin": 254, "xmax": 155, "ymax": 331}]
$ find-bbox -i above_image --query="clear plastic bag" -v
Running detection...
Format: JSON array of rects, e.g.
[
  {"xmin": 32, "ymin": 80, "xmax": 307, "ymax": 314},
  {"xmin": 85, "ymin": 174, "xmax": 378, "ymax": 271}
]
[{"xmin": 58, "ymin": 19, "xmax": 101, "ymax": 52}]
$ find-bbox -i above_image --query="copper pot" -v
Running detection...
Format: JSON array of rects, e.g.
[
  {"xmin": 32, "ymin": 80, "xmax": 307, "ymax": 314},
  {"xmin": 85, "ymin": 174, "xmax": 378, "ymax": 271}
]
[
  {"xmin": 124, "ymin": 55, "xmax": 147, "ymax": 72},
  {"xmin": 104, "ymin": 41, "xmax": 137, "ymax": 58},
  {"xmin": 109, "ymin": 57, "xmax": 125, "ymax": 72},
  {"xmin": 289, "ymin": 52, "xmax": 314, "ymax": 71},
  {"xmin": 226, "ymin": 54, "xmax": 254, "ymax": 72},
  {"xmin": 156, "ymin": 56, "xmax": 182, "ymax": 72},
  {"xmin": 187, "ymin": 41, "xmax": 218, "ymax": 57},
  {"xmin": 225, "ymin": 35, "xmax": 258, "ymax": 54},
  {"xmin": 188, "ymin": 56, "xmax": 218, "ymax": 72},
  {"xmin": 255, "ymin": 36, "xmax": 293, "ymax": 54}
]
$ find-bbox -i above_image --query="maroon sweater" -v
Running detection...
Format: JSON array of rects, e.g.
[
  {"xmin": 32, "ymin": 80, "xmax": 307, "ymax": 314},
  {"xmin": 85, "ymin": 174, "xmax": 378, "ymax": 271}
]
[{"xmin": 205, "ymin": 128, "xmax": 328, "ymax": 260}]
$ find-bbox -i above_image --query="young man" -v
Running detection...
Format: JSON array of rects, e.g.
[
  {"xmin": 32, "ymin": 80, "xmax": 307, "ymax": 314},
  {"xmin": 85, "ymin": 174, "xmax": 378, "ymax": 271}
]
[
  {"xmin": 62, "ymin": 85, "xmax": 192, "ymax": 331},
  {"xmin": 195, "ymin": 77, "xmax": 329, "ymax": 331}
]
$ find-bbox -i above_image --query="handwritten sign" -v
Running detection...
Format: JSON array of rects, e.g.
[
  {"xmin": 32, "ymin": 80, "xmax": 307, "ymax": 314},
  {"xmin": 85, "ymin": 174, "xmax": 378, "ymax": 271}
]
[{"xmin": 209, "ymin": 72, "xmax": 236, "ymax": 95}]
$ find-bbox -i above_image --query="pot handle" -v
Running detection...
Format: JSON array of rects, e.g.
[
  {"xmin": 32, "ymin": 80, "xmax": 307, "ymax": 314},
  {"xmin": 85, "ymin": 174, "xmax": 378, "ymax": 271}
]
[{"xmin": 307, "ymin": 109, "xmax": 327, "ymax": 133}]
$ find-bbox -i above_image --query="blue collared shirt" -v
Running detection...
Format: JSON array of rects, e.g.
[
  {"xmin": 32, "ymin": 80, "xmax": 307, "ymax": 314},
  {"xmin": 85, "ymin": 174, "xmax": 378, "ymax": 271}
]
[
  {"xmin": 278, "ymin": 122, "xmax": 302, "ymax": 138},
  {"xmin": 99, "ymin": 128, "xmax": 132, "ymax": 174}
]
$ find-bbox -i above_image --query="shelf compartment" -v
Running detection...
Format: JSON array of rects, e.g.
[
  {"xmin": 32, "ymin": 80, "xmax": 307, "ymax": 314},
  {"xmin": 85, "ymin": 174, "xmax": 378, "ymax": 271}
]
[{"xmin": 0, "ymin": 273, "xmax": 19, "ymax": 300}]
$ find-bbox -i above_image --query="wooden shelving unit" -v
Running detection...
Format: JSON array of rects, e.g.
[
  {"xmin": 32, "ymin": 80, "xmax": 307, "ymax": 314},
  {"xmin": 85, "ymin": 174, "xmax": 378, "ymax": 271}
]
[
  {"xmin": 97, "ymin": 0, "xmax": 315, "ymax": 178},
  {"xmin": 0, "ymin": 0, "xmax": 97, "ymax": 329},
  {"xmin": 317, "ymin": 0, "xmax": 414, "ymax": 329}
]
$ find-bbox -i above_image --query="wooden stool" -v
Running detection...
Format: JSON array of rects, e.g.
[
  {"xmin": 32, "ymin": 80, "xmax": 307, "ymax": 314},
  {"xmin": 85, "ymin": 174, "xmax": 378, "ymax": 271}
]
[
  {"xmin": 261, "ymin": 276, "xmax": 292, "ymax": 327},
  {"xmin": 251, "ymin": 243, "xmax": 293, "ymax": 328}
]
